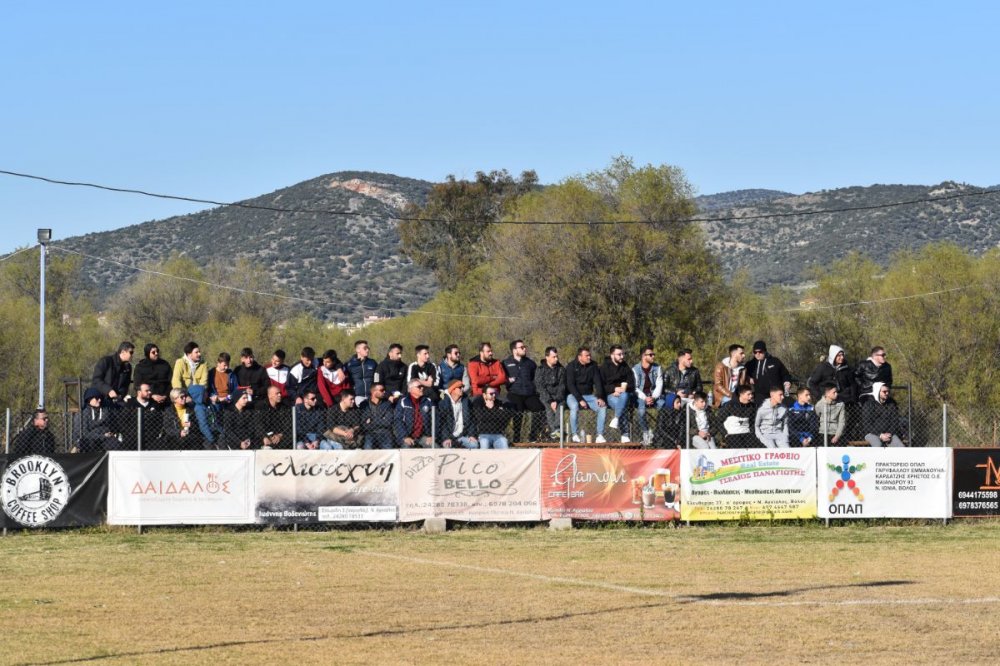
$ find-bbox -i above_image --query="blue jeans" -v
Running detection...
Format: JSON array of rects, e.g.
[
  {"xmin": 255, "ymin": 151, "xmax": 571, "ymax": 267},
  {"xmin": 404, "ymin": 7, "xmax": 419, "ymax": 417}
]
[
  {"xmin": 606, "ymin": 392, "xmax": 631, "ymax": 435},
  {"xmin": 478, "ymin": 434, "xmax": 509, "ymax": 449},
  {"xmin": 187, "ymin": 385, "xmax": 215, "ymax": 445},
  {"xmin": 364, "ymin": 431, "xmax": 395, "ymax": 450},
  {"xmin": 636, "ymin": 396, "xmax": 667, "ymax": 432},
  {"xmin": 567, "ymin": 395, "xmax": 607, "ymax": 437}
]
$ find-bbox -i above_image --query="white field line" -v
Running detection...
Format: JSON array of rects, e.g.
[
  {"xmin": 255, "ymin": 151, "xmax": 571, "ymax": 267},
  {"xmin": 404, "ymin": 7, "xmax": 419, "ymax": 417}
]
[{"xmin": 368, "ymin": 552, "xmax": 1000, "ymax": 608}]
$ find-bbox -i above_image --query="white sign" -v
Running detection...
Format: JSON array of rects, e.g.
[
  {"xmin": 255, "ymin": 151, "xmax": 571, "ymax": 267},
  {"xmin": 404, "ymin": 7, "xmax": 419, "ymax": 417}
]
[
  {"xmin": 107, "ymin": 451, "xmax": 255, "ymax": 525},
  {"xmin": 818, "ymin": 447, "xmax": 951, "ymax": 519},
  {"xmin": 399, "ymin": 449, "xmax": 541, "ymax": 522}
]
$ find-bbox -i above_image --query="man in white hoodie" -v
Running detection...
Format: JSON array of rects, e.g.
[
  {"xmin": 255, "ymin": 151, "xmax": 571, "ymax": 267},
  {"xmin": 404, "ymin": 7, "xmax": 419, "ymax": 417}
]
[
  {"xmin": 754, "ymin": 386, "xmax": 789, "ymax": 448},
  {"xmin": 862, "ymin": 382, "xmax": 905, "ymax": 447}
]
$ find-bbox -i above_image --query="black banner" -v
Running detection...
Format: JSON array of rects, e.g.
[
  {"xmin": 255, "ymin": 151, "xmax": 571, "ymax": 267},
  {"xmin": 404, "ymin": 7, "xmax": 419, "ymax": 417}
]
[
  {"xmin": 952, "ymin": 448, "xmax": 1000, "ymax": 517},
  {"xmin": 1, "ymin": 454, "xmax": 108, "ymax": 528}
]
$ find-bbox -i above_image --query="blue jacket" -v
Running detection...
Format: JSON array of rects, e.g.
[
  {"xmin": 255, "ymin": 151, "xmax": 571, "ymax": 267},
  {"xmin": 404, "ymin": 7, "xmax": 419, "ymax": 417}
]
[
  {"xmin": 437, "ymin": 396, "xmax": 475, "ymax": 443},
  {"xmin": 787, "ymin": 401, "xmax": 818, "ymax": 445},
  {"xmin": 393, "ymin": 394, "xmax": 435, "ymax": 442},
  {"xmin": 437, "ymin": 360, "xmax": 466, "ymax": 391},
  {"xmin": 345, "ymin": 355, "xmax": 378, "ymax": 399}
]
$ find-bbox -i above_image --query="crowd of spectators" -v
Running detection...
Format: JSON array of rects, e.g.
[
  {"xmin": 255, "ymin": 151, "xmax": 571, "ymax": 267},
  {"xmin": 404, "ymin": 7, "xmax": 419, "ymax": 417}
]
[{"xmin": 11, "ymin": 338, "xmax": 907, "ymax": 455}]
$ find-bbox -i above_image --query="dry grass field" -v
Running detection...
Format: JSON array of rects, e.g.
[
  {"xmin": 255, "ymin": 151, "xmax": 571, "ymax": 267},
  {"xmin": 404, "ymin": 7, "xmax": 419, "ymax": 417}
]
[{"xmin": 1, "ymin": 521, "xmax": 999, "ymax": 665}]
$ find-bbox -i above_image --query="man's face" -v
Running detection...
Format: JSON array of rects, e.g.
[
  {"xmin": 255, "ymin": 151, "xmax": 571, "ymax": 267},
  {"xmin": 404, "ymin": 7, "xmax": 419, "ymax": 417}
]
[
  {"xmin": 642, "ymin": 350, "xmax": 655, "ymax": 365},
  {"xmin": 826, "ymin": 388, "xmax": 839, "ymax": 402},
  {"xmin": 879, "ymin": 386, "xmax": 890, "ymax": 401},
  {"xmin": 799, "ymin": 393, "xmax": 812, "ymax": 405},
  {"xmin": 513, "ymin": 342, "xmax": 526, "ymax": 358},
  {"xmin": 270, "ymin": 355, "xmax": 283, "ymax": 368},
  {"xmin": 480, "ymin": 346, "xmax": 493, "ymax": 361},
  {"xmin": 679, "ymin": 353, "xmax": 692, "ymax": 369},
  {"xmin": 611, "ymin": 349, "xmax": 625, "ymax": 364},
  {"xmin": 235, "ymin": 393, "xmax": 249, "ymax": 409},
  {"xmin": 120, "ymin": 348, "xmax": 134, "ymax": 362},
  {"xmin": 448, "ymin": 348, "xmax": 461, "ymax": 363},
  {"xmin": 448, "ymin": 384, "xmax": 464, "ymax": 401},
  {"xmin": 388, "ymin": 347, "xmax": 401, "ymax": 362},
  {"xmin": 216, "ymin": 360, "xmax": 229, "ymax": 371},
  {"xmin": 268, "ymin": 387, "xmax": 282, "ymax": 406},
  {"xmin": 693, "ymin": 397, "xmax": 706, "ymax": 411},
  {"xmin": 340, "ymin": 394, "xmax": 355, "ymax": 410},
  {"xmin": 356, "ymin": 343, "xmax": 370, "ymax": 360},
  {"xmin": 578, "ymin": 350, "xmax": 591, "ymax": 365},
  {"xmin": 323, "ymin": 357, "xmax": 334, "ymax": 370},
  {"xmin": 546, "ymin": 350, "xmax": 559, "ymax": 366},
  {"xmin": 416, "ymin": 349, "xmax": 429, "ymax": 364},
  {"xmin": 734, "ymin": 348, "xmax": 746, "ymax": 364},
  {"xmin": 303, "ymin": 393, "xmax": 318, "ymax": 408},
  {"xmin": 137, "ymin": 384, "xmax": 152, "ymax": 401},
  {"xmin": 371, "ymin": 385, "xmax": 386, "ymax": 399},
  {"xmin": 189, "ymin": 348, "xmax": 202, "ymax": 362},
  {"xmin": 873, "ymin": 350, "xmax": 887, "ymax": 366},
  {"xmin": 753, "ymin": 349, "xmax": 765, "ymax": 361},
  {"xmin": 738, "ymin": 391, "xmax": 752, "ymax": 405},
  {"xmin": 770, "ymin": 391, "xmax": 783, "ymax": 406},
  {"xmin": 242, "ymin": 354, "xmax": 254, "ymax": 368},
  {"xmin": 33, "ymin": 412, "xmax": 49, "ymax": 429},
  {"xmin": 301, "ymin": 356, "xmax": 313, "ymax": 368},
  {"xmin": 483, "ymin": 390, "xmax": 498, "ymax": 404}
]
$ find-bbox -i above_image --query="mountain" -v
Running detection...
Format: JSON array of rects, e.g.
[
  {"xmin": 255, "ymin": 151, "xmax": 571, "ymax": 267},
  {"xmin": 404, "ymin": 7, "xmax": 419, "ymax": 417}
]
[
  {"xmin": 697, "ymin": 181, "xmax": 1000, "ymax": 287},
  {"xmin": 58, "ymin": 171, "xmax": 438, "ymax": 321},
  {"xmin": 695, "ymin": 189, "xmax": 795, "ymax": 212},
  {"xmin": 59, "ymin": 175, "xmax": 1000, "ymax": 319}
]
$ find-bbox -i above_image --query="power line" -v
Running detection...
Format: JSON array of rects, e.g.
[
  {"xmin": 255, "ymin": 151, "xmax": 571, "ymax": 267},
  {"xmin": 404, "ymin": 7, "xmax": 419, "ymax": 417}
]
[
  {"xmin": 780, "ymin": 284, "xmax": 973, "ymax": 312},
  {"xmin": 2, "ymin": 167, "xmax": 999, "ymax": 226},
  {"xmin": 49, "ymin": 246, "xmax": 523, "ymax": 321}
]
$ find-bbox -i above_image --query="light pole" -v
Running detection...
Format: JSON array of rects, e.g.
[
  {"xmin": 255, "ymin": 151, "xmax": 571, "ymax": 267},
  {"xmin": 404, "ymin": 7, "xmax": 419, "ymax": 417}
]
[{"xmin": 37, "ymin": 228, "xmax": 51, "ymax": 409}]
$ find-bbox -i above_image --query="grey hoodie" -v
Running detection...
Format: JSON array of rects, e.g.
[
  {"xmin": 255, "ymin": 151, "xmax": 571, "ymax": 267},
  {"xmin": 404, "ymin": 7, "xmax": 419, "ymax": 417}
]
[{"xmin": 754, "ymin": 399, "xmax": 788, "ymax": 440}]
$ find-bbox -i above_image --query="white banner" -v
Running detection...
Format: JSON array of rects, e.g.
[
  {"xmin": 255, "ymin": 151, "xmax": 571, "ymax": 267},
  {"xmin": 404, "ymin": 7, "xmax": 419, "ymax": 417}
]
[
  {"xmin": 680, "ymin": 448, "xmax": 817, "ymax": 521},
  {"xmin": 818, "ymin": 447, "xmax": 951, "ymax": 519},
  {"xmin": 107, "ymin": 451, "xmax": 255, "ymax": 525},
  {"xmin": 399, "ymin": 449, "xmax": 541, "ymax": 522},
  {"xmin": 255, "ymin": 450, "xmax": 399, "ymax": 523}
]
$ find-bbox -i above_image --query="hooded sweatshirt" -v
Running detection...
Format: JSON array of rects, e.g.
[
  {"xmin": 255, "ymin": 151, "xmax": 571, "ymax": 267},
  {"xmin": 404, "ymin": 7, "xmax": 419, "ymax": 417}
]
[
  {"xmin": 862, "ymin": 381, "xmax": 903, "ymax": 438},
  {"xmin": 807, "ymin": 345, "xmax": 857, "ymax": 403}
]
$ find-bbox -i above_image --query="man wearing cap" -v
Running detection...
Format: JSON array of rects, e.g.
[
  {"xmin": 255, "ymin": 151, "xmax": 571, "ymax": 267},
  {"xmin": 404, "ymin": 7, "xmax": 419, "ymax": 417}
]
[
  {"xmin": 437, "ymin": 380, "xmax": 478, "ymax": 449},
  {"xmin": 744, "ymin": 340, "xmax": 792, "ymax": 405}
]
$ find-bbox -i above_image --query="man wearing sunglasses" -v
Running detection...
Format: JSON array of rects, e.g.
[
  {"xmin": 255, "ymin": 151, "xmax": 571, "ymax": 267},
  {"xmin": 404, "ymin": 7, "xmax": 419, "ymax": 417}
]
[{"xmin": 856, "ymin": 346, "xmax": 893, "ymax": 404}]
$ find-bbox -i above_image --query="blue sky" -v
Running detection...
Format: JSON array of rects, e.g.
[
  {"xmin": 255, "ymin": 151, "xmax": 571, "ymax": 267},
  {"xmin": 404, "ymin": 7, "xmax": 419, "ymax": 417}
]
[{"xmin": 2, "ymin": 2, "xmax": 998, "ymax": 253}]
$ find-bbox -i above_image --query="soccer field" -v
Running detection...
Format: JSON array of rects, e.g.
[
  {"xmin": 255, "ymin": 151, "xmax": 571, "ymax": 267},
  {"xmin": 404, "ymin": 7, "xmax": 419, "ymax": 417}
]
[{"xmin": 2, "ymin": 522, "xmax": 998, "ymax": 665}]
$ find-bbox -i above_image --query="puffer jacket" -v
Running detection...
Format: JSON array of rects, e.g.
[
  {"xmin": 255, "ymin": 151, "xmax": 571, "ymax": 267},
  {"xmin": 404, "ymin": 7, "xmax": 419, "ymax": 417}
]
[{"xmin": 534, "ymin": 362, "xmax": 566, "ymax": 404}]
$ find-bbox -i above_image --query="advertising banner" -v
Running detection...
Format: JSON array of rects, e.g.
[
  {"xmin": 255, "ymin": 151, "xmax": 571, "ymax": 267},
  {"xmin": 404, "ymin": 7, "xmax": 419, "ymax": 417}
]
[
  {"xmin": 107, "ymin": 451, "xmax": 255, "ymax": 525},
  {"xmin": 1, "ymin": 454, "xmax": 107, "ymax": 528},
  {"xmin": 255, "ymin": 450, "xmax": 399, "ymax": 523},
  {"xmin": 398, "ymin": 449, "xmax": 541, "ymax": 522},
  {"xmin": 680, "ymin": 448, "xmax": 817, "ymax": 521},
  {"xmin": 540, "ymin": 449, "xmax": 680, "ymax": 521},
  {"xmin": 952, "ymin": 448, "xmax": 1000, "ymax": 517},
  {"xmin": 818, "ymin": 447, "xmax": 950, "ymax": 519}
]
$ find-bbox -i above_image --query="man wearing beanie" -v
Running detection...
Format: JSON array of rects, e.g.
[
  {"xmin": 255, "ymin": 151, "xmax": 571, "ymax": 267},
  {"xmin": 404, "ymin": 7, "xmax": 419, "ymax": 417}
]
[{"xmin": 743, "ymin": 340, "xmax": 792, "ymax": 405}]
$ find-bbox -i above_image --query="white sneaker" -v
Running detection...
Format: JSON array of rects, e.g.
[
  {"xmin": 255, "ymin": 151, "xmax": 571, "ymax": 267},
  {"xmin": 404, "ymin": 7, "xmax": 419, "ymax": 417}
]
[
  {"xmin": 643, "ymin": 430, "xmax": 653, "ymax": 446},
  {"xmin": 609, "ymin": 417, "xmax": 619, "ymax": 430},
  {"xmin": 621, "ymin": 435, "xmax": 631, "ymax": 443},
  {"xmin": 595, "ymin": 435, "xmax": 607, "ymax": 444},
  {"xmin": 571, "ymin": 433, "xmax": 582, "ymax": 443}
]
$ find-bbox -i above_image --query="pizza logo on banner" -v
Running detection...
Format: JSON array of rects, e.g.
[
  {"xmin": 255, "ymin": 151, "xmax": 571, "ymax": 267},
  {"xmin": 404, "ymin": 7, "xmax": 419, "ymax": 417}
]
[
  {"xmin": 826, "ymin": 454, "xmax": 865, "ymax": 514},
  {"xmin": 2, "ymin": 455, "xmax": 72, "ymax": 527}
]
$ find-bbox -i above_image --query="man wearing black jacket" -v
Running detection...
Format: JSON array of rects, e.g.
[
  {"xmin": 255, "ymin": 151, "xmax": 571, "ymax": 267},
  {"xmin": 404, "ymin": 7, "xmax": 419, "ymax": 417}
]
[
  {"xmin": 233, "ymin": 348, "xmax": 270, "ymax": 407},
  {"xmin": 503, "ymin": 340, "xmax": 544, "ymax": 442},
  {"xmin": 600, "ymin": 345, "xmax": 635, "ymax": 442},
  {"xmin": 565, "ymin": 347, "xmax": 607, "ymax": 443},
  {"xmin": 91, "ymin": 341, "xmax": 134, "ymax": 404},
  {"xmin": 855, "ymin": 346, "xmax": 893, "ymax": 403},
  {"xmin": 132, "ymin": 343, "xmax": 172, "ymax": 407},
  {"xmin": 744, "ymin": 340, "xmax": 792, "ymax": 405},
  {"xmin": 377, "ymin": 344, "xmax": 408, "ymax": 403}
]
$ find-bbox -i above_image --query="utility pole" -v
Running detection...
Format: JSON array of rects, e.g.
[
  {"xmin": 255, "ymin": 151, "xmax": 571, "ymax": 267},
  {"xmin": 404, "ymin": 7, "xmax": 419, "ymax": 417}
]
[{"xmin": 37, "ymin": 229, "xmax": 51, "ymax": 408}]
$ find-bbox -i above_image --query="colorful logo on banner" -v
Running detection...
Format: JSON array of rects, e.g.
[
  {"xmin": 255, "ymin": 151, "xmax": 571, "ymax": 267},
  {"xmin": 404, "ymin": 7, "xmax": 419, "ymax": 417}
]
[
  {"xmin": 2, "ymin": 456, "xmax": 72, "ymax": 527},
  {"xmin": 953, "ymin": 449, "xmax": 1000, "ymax": 517},
  {"xmin": 826, "ymin": 454, "xmax": 866, "ymax": 508},
  {"xmin": 689, "ymin": 450, "xmax": 806, "ymax": 485}
]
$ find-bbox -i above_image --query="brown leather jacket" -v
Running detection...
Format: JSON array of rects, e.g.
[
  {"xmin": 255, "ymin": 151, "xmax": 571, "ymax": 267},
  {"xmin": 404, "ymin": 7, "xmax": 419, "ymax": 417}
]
[{"xmin": 713, "ymin": 358, "xmax": 745, "ymax": 406}]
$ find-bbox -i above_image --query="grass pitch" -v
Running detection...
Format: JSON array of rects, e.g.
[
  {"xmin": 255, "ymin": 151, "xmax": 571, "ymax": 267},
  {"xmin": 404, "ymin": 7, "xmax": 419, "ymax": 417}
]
[{"xmin": 2, "ymin": 521, "xmax": 999, "ymax": 665}]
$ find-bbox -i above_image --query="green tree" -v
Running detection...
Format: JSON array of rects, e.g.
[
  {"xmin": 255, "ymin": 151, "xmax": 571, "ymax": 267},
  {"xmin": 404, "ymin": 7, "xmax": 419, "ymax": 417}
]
[{"xmin": 398, "ymin": 169, "xmax": 538, "ymax": 289}]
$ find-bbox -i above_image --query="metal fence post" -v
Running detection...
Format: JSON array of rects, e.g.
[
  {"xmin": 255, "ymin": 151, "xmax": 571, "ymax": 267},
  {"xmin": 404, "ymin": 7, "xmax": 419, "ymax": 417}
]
[
  {"xmin": 559, "ymin": 404, "xmax": 565, "ymax": 448},
  {"xmin": 3, "ymin": 407, "xmax": 8, "ymax": 537},
  {"xmin": 685, "ymin": 402, "xmax": 690, "ymax": 450},
  {"xmin": 942, "ymin": 403, "xmax": 948, "ymax": 448},
  {"xmin": 137, "ymin": 408, "xmax": 143, "ymax": 535},
  {"xmin": 430, "ymin": 405, "xmax": 436, "ymax": 449},
  {"xmin": 291, "ymin": 405, "xmax": 297, "ymax": 448}
]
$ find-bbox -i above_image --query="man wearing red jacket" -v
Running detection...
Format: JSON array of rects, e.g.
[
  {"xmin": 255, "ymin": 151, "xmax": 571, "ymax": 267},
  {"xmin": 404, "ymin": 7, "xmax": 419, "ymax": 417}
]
[{"xmin": 464, "ymin": 342, "xmax": 508, "ymax": 398}]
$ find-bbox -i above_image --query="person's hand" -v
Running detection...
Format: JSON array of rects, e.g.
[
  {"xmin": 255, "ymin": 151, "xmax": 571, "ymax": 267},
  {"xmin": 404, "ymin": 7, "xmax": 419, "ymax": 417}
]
[
  {"xmin": 698, "ymin": 429, "xmax": 709, "ymax": 438},
  {"xmin": 831, "ymin": 435, "xmax": 840, "ymax": 444},
  {"xmin": 403, "ymin": 437, "xmax": 414, "ymax": 447},
  {"xmin": 550, "ymin": 401, "xmax": 557, "ymax": 412},
  {"xmin": 597, "ymin": 399, "xmax": 606, "ymax": 408},
  {"xmin": 881, "ymin": 433, "xmax": 891, "ymax": 442},
  {"xmin": 152, "ymin": 394, "xmax": 166, "ymax": 403},
  {"xmin": 108, "ymin": 390, "xmax": 118, "ymax": 400},
  {"xmin": 613, "ymin": 387, "xmax": 623, "ymax": 396},
  {"xmin": 802, "ymin": 437, "xmax": 812, "ymax": 446},
  {"xmin": 442, "ymin": 439, "xmax": 453, "ymax": 448},
  {"xmin": 579, "ymin": 399, "xmax": 588, "ymax": 409},
  {"xmin": 645, "ymin": 397, "xmax": 654, "ymax": 407},
  {"xmin": 209, "ymin": 395, "xmax": 217, "ymax": 404}
]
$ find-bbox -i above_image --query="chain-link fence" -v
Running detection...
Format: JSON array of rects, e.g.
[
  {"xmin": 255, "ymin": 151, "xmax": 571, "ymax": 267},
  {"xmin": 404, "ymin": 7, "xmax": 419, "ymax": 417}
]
[{"xmin": 3, "ymin": 388, "xmax": 996, "ymax": 455}]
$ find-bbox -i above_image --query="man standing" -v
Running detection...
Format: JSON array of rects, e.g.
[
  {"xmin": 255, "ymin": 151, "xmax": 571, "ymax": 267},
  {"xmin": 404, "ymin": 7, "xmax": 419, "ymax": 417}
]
[
  {"xmin": 345, "ymin": 340, "xmax": 378, "ymax": 404},
  {"xmin": 172, "ymin": 342, "xmax": 214, "ymax": 445},
  {"xmin": 91, "ymin": 341, "xmax": 134, "ymax": 404},
  {"xmin": 437, "ymin": 345, "xmax": 465, "ymax": 398},
  {"xmin": 287, "ymin": 347, "xmax": 319, "ymax": 405},
  {"xmin": 12, "ymin": 409, "xmax": 57, "ymax": 457},
  {"xmin": 744, "ymin": 341, "xmax": 792, "ymax": 405},
  {"xmin": 377, "ymin": 343, "xmax": 408, "ymax": 402},
  {"xmin": 131, "ymin": 343, "xmax": 171, "ymax": 407},
  {"xmin": 712, "ymin": 344, "xmax": 746, "ymax": 407},
  {"xmin": 408, "ymin": 344, "xmax": 438, "ymax": 402},
  {"xmin": 856, "ymin": 346, "xmax": 892, "ymax": 403},
  {"xmin": 465, "ymin": 342, "xmax": 507, "ymax": 398},
  {"xmin": 233, "ymin": 347, "xmax": 270, "ymax": 406},
  {"xmin": 633, "ymin": 346, "xmax": 664, "ymax": 445},
  {"xmin": 503, "ymin": 340, "xmax": 544, "ymax": 442},
  {"xmin": 600, "ymin": 345, "xmax": 634, "ymax": 443},
  {"xmin": 565, "ymin": 347, "xmax": 607, "ymax": 443},
  {"xmin": 663, "ymin": 349, "xmax": 703, "ymax": 400},
  {"xmin": 534, "ymin": 347, "xmax": 566, "ymax": 440}
]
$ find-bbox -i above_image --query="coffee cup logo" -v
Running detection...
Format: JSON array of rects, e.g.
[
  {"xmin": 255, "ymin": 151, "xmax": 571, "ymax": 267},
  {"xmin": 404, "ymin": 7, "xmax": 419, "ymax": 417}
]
[{"xmin": 2, "ymin": 456, "xmax": 72, "ymax": 527}]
